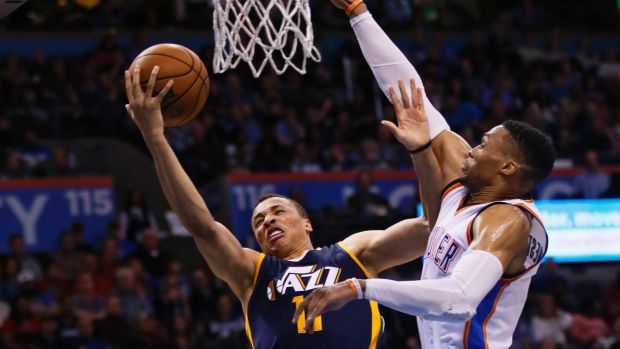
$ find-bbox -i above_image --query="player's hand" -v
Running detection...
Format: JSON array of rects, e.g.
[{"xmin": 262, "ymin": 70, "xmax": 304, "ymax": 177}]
[
  {"xmin": 291, "ymin": 282, "xmax": 356, "ymax": 334},
  {"xmin": 124, "ymin": 64, "xmax": 174, "ymax": 139},
  {"xmin": 382, "ymin": 79, "xmax": 431, "ymax": 152}
]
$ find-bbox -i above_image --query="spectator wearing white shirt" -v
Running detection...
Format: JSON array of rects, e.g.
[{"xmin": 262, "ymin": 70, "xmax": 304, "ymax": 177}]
[{"xmin": 531, "ymin": 294, "xmax": 573, "ymax": 346}]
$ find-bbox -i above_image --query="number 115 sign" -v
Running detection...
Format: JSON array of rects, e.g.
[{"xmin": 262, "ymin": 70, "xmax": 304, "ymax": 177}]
[{"xmin": 0, "ymin": 177, "xmax": 115, "ymax": 253}]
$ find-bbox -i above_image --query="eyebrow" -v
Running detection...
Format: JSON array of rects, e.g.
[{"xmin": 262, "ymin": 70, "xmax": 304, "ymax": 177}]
[{"xmin": 253, "ymin": 205, "xmax": 284, "ymax": 225}]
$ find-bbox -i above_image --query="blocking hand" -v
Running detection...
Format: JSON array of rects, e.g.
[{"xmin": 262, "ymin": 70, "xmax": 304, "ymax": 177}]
[{"xmin": 381, "ymin": 79, "xmax": 431, "ymax": 153}]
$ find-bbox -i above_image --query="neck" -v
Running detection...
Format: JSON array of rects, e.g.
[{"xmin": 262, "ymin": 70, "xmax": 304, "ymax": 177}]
[
  {"xmin": 282, "ymin": 242, "xmax": 314, "ymax": 260},
  {"xmin": 468, "ymin": 184, "xmax": 525, "ymax": 204}
]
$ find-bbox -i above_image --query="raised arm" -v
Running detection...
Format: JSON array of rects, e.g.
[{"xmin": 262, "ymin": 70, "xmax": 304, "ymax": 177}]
[
  {"xmin": 294, "ymin": 205, "xmax": 532, "ymax": 331},
  {"xmin": 124, "ymin": 65, "xmax": 258, "ymax": 301},
  {"xmin": 331, "ymin": 0, "xmax": 471, "ymax": 187},
  {"xmin": 338, "ymin": 82, "xmax": 446, "ymax": 277},
  {"xmin": 382, "ymin": 79, "xmax": 444, "ymax": 224}
]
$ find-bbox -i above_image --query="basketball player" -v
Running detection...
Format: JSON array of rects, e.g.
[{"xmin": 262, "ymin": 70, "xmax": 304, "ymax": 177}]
[
  {"xmin": 124, "ymin": 65, "xmax": 437, "ymax": 348},
  {"xmin": 293, "ymin": 2, "xmax": 556, "ymax": 348}
]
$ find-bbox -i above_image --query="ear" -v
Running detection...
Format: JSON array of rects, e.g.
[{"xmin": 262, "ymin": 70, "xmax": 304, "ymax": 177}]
[
  {"xmin": 304, "ymin": 219, "xmax": 313, "ymax": 234},
  {"xmin": 500, "ymin": 160, "xmax": 518, "ymax": 176}
]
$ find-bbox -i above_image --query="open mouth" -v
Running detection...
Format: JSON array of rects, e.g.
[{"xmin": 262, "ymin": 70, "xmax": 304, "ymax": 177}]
[{"xmin": 267, "ymin": 227, "xmax": 284, "ymax": 242}]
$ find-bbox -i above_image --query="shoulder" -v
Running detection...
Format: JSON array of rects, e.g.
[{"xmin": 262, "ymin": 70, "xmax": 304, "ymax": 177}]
[
  {"xmin": 480, "ymin": 203, "xmax": 530, "ymax": 217},
  {"xmin": 242, "ymin": 248, "xmax": 266, "ymax": 282},
  {"xmin": 476, "ymin": 204, "xmax": 531, "ymax": 232},
  {"xmin": 472, "ymin": 204, "xmax": 531, "ymax": 248},
  {"xmin": 339, "ymin": 231, "xmax": 380, "ymax": 259}
]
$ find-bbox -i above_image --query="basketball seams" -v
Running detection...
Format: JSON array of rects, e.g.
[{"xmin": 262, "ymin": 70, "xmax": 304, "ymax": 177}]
[
  {"xmin": 178, "ymin": 81, "xmax": 206, "ymax": 125},
  {"xmin": 161, "ymin": 52, "xmax": 202, "ymax": 109},
  {"xmin": 135, "ymin": 53, "xmax": 193, "ymax": 78},
  {"xmin": 174, "ymin": 60, "xmax": 206, "ymax": 125},
  {"xmin": 132, "ymin": 45, "xmax": 208, "ymax": 126},
  {"xmin": 181, "ymin": 47, "xmax": 209, "ymax": 85},
  {"xmin": 162, "ymin": 57, "xmax": 203, "ymax": 116},
  {"xmin": 137, "ymin": 51, "xmax": 207, "ymax": 86}
]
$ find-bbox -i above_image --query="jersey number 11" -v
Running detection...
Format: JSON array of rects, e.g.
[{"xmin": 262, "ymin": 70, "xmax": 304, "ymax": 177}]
[{"xmin": 292, "ymin": 295, "xmax": 323, "ymax": 334}]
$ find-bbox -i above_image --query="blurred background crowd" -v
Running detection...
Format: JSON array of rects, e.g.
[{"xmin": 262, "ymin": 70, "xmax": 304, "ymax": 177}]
[
  {"xmin": 1, "ymin": 0, "xmax": 620, "ymax": 186},
  {"xmin": 1, "ymin": 0, "xmax": 620, "ymax": 348}
]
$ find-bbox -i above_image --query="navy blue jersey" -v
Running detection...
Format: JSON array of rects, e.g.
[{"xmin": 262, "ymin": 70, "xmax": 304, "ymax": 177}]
[{"xmin": 245, "ymin": 242, "xmax": 381, "ymax": 349}]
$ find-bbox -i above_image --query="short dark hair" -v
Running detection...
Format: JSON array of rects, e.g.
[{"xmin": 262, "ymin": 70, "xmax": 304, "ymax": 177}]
[
  {"xmin": 503, "ymin": 120, "xmax": 556, "ymax": 184},
  {"xmin": 253, "ymin": 193, "xmax": 309, "ymax": 219}
]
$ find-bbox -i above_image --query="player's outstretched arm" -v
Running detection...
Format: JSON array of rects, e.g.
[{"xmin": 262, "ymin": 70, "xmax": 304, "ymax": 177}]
[
  {"xmin": 294, "ymin": 205, "xmax": 531, "ymax": 331},
  {"xmin": 338, "ymin": 80, "xmax": 444, "ymax": 277},
  {"xmin": 383, "ymin": 79, "xmax": 443, "ymax": 224},
  {"xmin": 124, "ymin": 65, "xmax": 258, "ymax": 301},
  {"xmin": 330, "ymin": 0, "xmax": 470, "ymax": 187}
]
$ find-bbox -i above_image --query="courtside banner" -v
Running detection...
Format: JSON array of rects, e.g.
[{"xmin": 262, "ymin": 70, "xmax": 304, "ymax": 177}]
[
  {"xmin": 0, "ymin": 177, "xmax": 115, "ymax": 253},
  {"xmin": 537, "ymin": 199, "xmax": 620, "ymax": 262}
]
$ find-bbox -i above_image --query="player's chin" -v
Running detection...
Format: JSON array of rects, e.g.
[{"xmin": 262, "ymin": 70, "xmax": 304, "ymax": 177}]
[
  {"xmin": 461, "ymin": 167, "xmax": 469, "ymax": 179},
  {"xmin": 460, "ymin": 171, "xmax": 473, "ymax": 187},
  {"xmin": 267, "ymin": 235, "xmax": 286, "ymax": 251}
]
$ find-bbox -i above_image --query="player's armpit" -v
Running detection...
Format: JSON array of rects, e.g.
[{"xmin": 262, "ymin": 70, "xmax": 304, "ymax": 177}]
[
  {"xmin": 342, "ymin": 218, "xmax": 430, "ymax": 276},
  {"xmin": 192, "ymin": 226, "xmax": 260, "ymax": 302},
  {"xmin": 469, "ymin": 204, "xmax": 532, "ymax": 275},
  {"xmin": 431, "ymin": 130, "xmax": 471, "ymax": 188}
]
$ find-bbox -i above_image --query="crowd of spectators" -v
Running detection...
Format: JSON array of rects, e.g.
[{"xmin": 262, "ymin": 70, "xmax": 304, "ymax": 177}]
[
  {"xmin": 0, "ymin": 223, "xmax": 250, "ymax": 349},
  {"xmin": 0, "ymin": 2, "xmax": 619, "ymax": 194}
]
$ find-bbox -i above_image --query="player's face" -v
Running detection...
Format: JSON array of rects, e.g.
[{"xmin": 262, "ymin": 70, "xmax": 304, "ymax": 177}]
[
  {"xmin": 462, "ymin": 126, "xmax": 510, "ymax": 189},
  {"xmin": 251, "ymin": 197, "xmax": 312, "ymax": 256}
]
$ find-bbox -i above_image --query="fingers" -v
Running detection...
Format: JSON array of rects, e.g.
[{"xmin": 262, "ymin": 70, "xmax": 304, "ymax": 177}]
[
  {"xmin": 410, "ymin": 78, "xmax": 420, "ymax": 110},
  {"xmin": 155, "ymin": 80, "xmax": 174, "ymax": 103},
  {"xmin": 304, "ymin": 296, "xmax": 323, "ymax": 334},
  {"xmin": 416, "ymin": 88, "xmax": 425, "ymax": 113},
  {"xmin": 292, "ymin": 299, "xmax": 305, "ymax": 325},
  {"xmin": 409, "ymin": 79, "xmax": 425, "ymax": 113},
  {"xmin": 291, "ymin": 293, "xmax": 323, "ymax": 334},
  {"xmin": 125, "ymin": 104, "xmax": 137, "ymax": 123},
  {"xmin": 398, "ymin": 79, "xmax": 410, "ymax": 108},
  {"xmin": 388, "ymin": 85, "xmax": 402, "ymax": 113},
  {"xmin": 381, "ymin": 120, "xmax": 399, "ymax": 135},
  {"xmin": 124, "ymin": 70, "xmax": 135, "ymax": 104},
  {"xmin": 125, "ymin": 103, "xmax": 133, "ymax": 116},
  {"xmin": 145, "ymin": 66, "xmax": 160, "ymax": 99},
  {"xmin": 132, "ymin": 64, "xmax": 143, "ymax": 100}
]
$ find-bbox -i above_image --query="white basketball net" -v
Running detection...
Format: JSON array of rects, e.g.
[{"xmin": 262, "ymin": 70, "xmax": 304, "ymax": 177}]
[{"xmin": 212, "ymin": 0, "xmax": 322, "ymax": 77}]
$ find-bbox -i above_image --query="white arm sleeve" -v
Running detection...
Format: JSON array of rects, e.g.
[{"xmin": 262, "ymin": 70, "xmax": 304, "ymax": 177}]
[
  {"xmin": 350, "ymin": 12, "xmax": 450, "ymax": 138},
  {"xmin": 364, "ymin": 250, "xmax": 504, "ymax": 322}
]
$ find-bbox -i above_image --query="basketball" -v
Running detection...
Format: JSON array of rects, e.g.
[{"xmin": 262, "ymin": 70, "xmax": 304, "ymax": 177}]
[{"xmin": 129, "ymin": 43, "xmax": 209, "ymax": 127}]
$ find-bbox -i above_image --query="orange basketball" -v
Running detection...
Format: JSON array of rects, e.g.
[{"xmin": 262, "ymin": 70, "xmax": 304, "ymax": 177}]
[{"xmin": 129, "ymin": 44, "xmax": 209, "ymax": 127}]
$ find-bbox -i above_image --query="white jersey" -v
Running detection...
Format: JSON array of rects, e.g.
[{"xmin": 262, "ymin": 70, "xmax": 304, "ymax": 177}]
[{"xmin": 418, "ymin": 181, "xmax": 548, "ymax": 349}]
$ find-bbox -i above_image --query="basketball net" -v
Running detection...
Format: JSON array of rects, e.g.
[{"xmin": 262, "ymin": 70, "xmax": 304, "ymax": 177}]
[{"xmin": 212, "ymin": 0, "xmax": 321, "ymax": 77}]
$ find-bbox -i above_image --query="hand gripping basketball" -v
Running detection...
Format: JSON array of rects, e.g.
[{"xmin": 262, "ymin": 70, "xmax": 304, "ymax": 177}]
[{"xmin": 124, "ymin": 65, "xmax": 174, "ymax": 139}]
